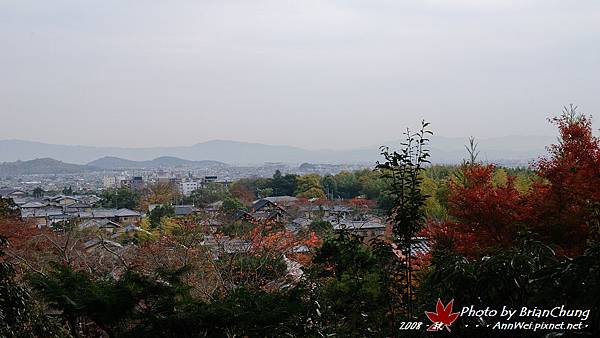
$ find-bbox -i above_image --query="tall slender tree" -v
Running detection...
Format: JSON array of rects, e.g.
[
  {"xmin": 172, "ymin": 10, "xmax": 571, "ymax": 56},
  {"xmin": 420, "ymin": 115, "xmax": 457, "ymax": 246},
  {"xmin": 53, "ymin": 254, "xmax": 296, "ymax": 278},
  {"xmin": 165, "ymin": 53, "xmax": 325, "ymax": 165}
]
[{"xmin": 376, "ymin": 120, "xmax": 432, "ymax": 317}]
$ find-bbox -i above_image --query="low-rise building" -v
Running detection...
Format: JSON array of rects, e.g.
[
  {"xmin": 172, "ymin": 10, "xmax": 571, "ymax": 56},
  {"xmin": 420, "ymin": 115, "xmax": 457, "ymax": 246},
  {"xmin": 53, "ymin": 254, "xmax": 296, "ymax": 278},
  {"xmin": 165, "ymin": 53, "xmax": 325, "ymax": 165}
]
[{"xmin": 179, "ymin": 181, "xmax": 199, "ymax": 196}]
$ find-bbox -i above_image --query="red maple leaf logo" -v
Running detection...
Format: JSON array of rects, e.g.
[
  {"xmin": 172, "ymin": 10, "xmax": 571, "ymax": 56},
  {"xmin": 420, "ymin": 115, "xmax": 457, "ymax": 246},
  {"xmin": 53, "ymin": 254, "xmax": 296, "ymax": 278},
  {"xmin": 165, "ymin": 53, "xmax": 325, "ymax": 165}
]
[{"xmin": 425, "ymin": 299, "xmax": 460, "ymax": 332}]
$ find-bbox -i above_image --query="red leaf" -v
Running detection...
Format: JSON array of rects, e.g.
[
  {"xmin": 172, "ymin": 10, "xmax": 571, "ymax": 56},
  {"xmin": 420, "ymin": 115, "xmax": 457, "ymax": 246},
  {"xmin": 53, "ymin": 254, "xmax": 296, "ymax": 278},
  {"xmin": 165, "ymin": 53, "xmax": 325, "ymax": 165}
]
[{"xmin": 425, "ymin": 299, "xmax": 460, "ymax": 331}]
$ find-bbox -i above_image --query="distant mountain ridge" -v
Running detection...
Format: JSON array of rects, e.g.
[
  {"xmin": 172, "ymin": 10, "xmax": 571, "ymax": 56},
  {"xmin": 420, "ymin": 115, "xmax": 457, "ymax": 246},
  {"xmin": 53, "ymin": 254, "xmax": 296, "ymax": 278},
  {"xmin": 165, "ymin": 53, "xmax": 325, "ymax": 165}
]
[
  {"xmin": 87, "ymin": 156, "xmax": 226, "ymax": 169},
  {"xmin": 0, "ymin": 136, "xmax": 556, "ymax": 165},
  {"xmin": 0, "ymin": 158, "xmax": 97, "ymax": 175}
]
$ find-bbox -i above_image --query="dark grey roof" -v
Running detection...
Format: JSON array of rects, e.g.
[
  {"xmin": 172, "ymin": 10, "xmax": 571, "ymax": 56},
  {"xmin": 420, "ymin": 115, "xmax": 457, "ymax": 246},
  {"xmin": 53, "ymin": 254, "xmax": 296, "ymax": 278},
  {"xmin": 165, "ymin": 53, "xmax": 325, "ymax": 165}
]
[
  {"xmin": 114, "ymin": 208, "xmax": 141, "ymax": 217},
  {"xmin": 66, "ymin": 202, "xmax": 92, "ymax": 209},
  {"xmin": 21, "ymin": 208, "xmax": 64, "ymax": 218},
  {"xmin": 410, "ymin": 237, "xmax": 430, "ymax": 256},
  {"xmin": 261, "ymin": 196, "xmax": 298, "ymax": 203},
  {"xmin": 79, "ymin": 218, "xmax": 121, "ymax": 229},
  {"xmin": 174, "ymin": 205, "xmax": 195, "ymax": 216},
  {"xmin": 333, "ymin": 220, "xmax": 386, "ymax": 230},
  {"xmin": 252, "ymin": 199, "xmax": 274, "ymax": 211}
]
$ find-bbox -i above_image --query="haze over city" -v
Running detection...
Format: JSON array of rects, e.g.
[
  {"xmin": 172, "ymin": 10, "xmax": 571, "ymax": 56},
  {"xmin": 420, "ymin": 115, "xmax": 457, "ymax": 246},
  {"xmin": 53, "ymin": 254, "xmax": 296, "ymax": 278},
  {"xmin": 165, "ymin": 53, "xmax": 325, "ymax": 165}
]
[{"xmin": 2, "ymin": 0, "xmax": 599, "ymax": 150}]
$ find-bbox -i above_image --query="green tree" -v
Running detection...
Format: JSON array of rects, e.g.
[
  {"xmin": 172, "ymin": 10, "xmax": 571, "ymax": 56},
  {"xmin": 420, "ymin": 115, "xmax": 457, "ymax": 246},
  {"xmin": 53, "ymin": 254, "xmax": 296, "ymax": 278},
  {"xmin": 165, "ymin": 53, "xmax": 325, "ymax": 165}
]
[
  {"xmin": 185, "ymin": 183, "xmax": 230, "ymax": 207},
  {"xmin": 356, "ymin": 170, "xmax": 384, "ymax": 200},
  {"xmin": 334, "ymin": 171, "xmax": 361, "ymax": 199},
  {"xmin": 30, "ymin": 265, "xmax": 193, "ymax": 338},
  {"xmin": 376, "ymin": 120, "xmax": 432, "ymax": 317},
  {"xmin": 220, "ymin": 197, "xmax": 245, "ymax": 215},
  {"xmin": 101, "ymin": 188, "xmax": 140, "ymax": 210},
  {"xmin": 321, "ymin": 175, "xmax": 337, "ymax": 199},
  {"xmin": 256, "ymin": 187, "xmax": 273, "ymax": 199},
  {"xmin": 32, "ymin": 187, "xmax": 45, "ymax": 198},
  {"xmin": 305, "ymin": 232, "xmax": 404, "ymax": 336},
  {"xmin": 271, "ymin": 170, "xmax": 297, "ymax": 196},
  {"xmin": 295, "ymin": 174, "xmax": 322, "ymax": 196},
  {"xmin": 148, "ymin": 205, "xmax": 175, "ymax": 228},
  {"xmin": 297, "ymin": 187, "xmax": 326, "ymax": 199}
]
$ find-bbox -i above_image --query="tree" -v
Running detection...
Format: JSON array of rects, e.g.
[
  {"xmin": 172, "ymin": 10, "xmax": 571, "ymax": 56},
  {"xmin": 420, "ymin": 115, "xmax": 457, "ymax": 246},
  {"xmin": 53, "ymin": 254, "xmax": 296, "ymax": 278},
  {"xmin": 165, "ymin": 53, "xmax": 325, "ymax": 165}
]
[
  {"xmin": 30, "ymin": 264, "xmax": 194, "ymax": 337},
  {"xmin": 101, "ymin": 188, "xmax": 139, "ymax": 210},
  {"xmin": 32, "ymin": 187, "xmax": 45, "ymax": 198},
  {"xmin": 220, "ymin": 197, "xmax": 245, "ymax": 215},
  {"xmin": 256, "ymin": 187, "xmax": 273, "ymax": 199},
  {"xmin": 0, "ymin": 197, "xmax": 18, "ymax": 218},
  {"xmin": 334, "ymin": 172, "xmax": 361, "ymax": 199},
  {"xmin": 148, "ymin": 205, "xmax": 175, "ymax": 228},
  {"xmin": 0, "ymin": 235, "xmax": 69, "ymax": 337},
  {"xmin": 304, "ymin": 232, "xmax": 404, "ymax": 336},
  {"xmin": 271, "ymin": 170, "xmax": 297, "ymax": 196},
  {"xmin": 356, "ymin": 170, "xmax": 384, "ymax": 200},
  {"xmin": 140, "ymin": 182, "xmax": 180, "ymax": 210},
  {"xmin": 528, "ymin": 105, "xmax": 600, "ymax": 255},
  {"xmin": 424, "ymin": 164, "xmax": 529, "ymax": 258},
  {"xmin": 185, "ymin": 183, "xmax": 230, "ymax": 207},
  {"xmin": 297, "ymin": 187, "xmax": 326, "ymax": 199},
  {"xmin": 295, "ymin": 174, "xmax": 322, "ymax": 196},
  {"xmin": 376, "ymin": 120, "xmax": 432, "ymax": 317},
  {"xmin": 230, "ymin": 182, "xmax": 254, "ymax": 205},
  {"xmin": 321, "ymin": 175, "xmax": 337, "ymax": 199},
  {"xmin": 62, "ymin": 186, "xmax": 73, "ymax": 195}
]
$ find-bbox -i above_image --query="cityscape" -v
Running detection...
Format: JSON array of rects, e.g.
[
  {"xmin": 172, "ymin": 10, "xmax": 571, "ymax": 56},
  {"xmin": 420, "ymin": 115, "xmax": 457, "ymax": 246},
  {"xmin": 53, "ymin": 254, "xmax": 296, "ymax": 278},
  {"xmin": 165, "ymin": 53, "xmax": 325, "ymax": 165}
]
[{"xmin": 1, "ymin": 1, "xmax": 599, "ymax": 337}]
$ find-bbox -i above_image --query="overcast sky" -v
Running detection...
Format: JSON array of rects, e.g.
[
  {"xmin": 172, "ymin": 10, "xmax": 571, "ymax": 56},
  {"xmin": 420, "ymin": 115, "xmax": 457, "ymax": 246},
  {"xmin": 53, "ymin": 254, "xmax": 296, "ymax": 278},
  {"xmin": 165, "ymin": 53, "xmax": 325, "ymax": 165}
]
[{"xmin": 1, "ymin": 0, "xmax": 599, "ymax": 150}]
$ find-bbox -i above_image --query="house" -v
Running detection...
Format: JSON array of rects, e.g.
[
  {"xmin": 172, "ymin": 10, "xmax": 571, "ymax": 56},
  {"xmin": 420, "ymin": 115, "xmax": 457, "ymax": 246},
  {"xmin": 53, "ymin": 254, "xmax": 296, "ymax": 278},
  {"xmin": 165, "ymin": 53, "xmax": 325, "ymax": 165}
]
[
  {"xmin": 0, "ymin": 188, "xmax": 26, "ymax": 199},
  {"xmin": 252, "ymin": 199, "xmax": 283, "ymax": 213},
  {"xmin": 204, "ymin": 201, "xmax": 223, "ymax": 214},
  {"xmin": 300, "ymin": 205, "xmax": 330, "ymax": 219},
  {"xmin": 230, "ymin": 199, "xmax": 290, "ymax": 223},
  {"xmin": 48, "ymin": 195, "xmax": 79, "ymax": 207},
  {"xmin": 21, "ymin": 208, "xmax": 66, "ymax": 227},
  {"xmin": 65, "ymin": 202, "xmax": 93, "ymax": 212},
  {"xmin": 123, "ymin": 224, "xmax": 152, "ymax": 235},
  {"xmin": 83, "ymin": 238, "xmax": 123, "ymax": 252},
  {"xmin": 20, "ymin": 200, "xmax": 49, "ymax": 209},
  {"xmin": 202, "ymin": 235, "xmax": 251, "ymax": 259},
  {"xmin": 22, "ymin": 207, "xmax": 142, "ymax": 227},
  {"xmin": 256, "ymin": 196, "xmax": 298, "ymax": 206},
  {"xmin": 77, "ymin": 195, "xmax": 101, "ymax": 206},
  {"xmin": 300, "ymin": 204, "xmax": 354, "ymax": 220},
  {"xmin": 333, "ymin": 219, "xmax": 387, "ymax": 240},
  {"xmin": 79, "ymin": 218, "xmax": 122, "ymax": 234},
  {"xmin": 232, "ymin": 210, "xmax": 254, "ymax": 222},
  {"xmin": 113, "ymin": 208, "xmax": 142, "ymax": 223},
  {"xmin": 174, "ymin": 205, "xmax": 196, "ymax": 216}
]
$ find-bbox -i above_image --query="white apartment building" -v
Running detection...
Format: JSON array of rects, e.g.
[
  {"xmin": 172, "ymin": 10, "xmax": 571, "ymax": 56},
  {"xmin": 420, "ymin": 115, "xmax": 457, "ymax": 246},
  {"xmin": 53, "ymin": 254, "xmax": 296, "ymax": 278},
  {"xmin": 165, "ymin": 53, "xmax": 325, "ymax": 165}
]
[
  {"xmin": 179, "ymin": 181, "xmax": 199, "ymax": 196},
  {"xmin": 103, "ymin": 176, "xmax": 118, "ymax": 189}
]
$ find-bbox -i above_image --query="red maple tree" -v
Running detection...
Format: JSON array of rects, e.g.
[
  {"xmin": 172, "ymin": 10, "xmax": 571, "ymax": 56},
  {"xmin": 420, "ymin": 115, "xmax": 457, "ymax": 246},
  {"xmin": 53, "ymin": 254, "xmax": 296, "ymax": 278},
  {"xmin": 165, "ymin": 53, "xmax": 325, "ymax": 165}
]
[
  {"xmin": 528, "ymin": 109, "xmax": 600, "ymax": 255},
  {"xmin": 423, "ymin": 164, "xmax": 529, "ymax": 258}
]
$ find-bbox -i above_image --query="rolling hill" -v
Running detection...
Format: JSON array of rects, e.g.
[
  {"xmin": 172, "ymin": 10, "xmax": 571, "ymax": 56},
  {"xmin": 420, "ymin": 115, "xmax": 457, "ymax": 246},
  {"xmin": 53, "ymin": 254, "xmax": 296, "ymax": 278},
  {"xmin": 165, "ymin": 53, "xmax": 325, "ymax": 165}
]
[
  {"xmin": 87, "ymin": 156, "xmax": 226, "ymax": 169},
  {"xmin": 0, "ymin": 158, "xmax": 98, "ymax": 175},
  {"xmin": 0, "ymin": 136, "xmax": 555, "ymax": 166}
]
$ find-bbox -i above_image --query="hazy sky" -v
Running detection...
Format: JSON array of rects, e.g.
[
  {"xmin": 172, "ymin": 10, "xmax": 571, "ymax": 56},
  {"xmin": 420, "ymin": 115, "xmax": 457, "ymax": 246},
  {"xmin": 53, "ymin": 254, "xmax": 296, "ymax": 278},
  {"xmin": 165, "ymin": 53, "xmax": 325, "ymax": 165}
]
[{"xmin": 1, "ymin": 0, "xmax": 599, "ymax": 150}]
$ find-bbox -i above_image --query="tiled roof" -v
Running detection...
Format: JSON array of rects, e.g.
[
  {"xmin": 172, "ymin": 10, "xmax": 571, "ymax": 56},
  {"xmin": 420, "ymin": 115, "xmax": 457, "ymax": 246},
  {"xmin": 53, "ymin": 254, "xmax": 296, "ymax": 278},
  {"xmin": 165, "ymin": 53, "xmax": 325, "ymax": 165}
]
[
  {"xmin": 114, "ymin": 208, "xmax": 141, "ymax": 217},
  {"xmin": 174, "ymin": 205, "xmax": 196, "ymax": 216},
  {"xmin": 333, "ymin": 220, "xmax": 386, "ymax": 230}
]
